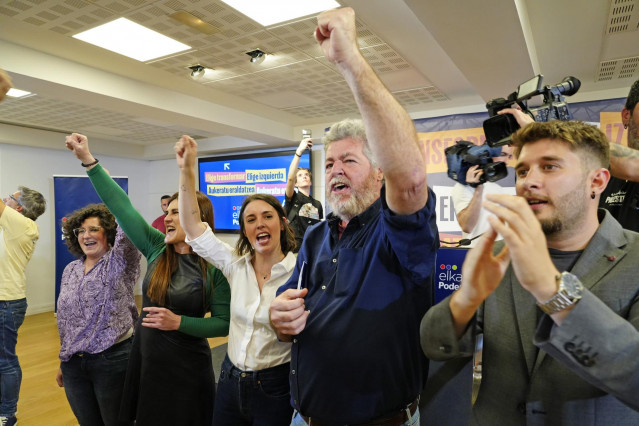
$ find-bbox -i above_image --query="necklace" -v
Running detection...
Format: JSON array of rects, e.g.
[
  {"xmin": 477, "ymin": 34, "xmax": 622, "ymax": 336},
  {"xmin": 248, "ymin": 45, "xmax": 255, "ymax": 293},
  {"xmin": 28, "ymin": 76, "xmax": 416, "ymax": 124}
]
[{"xmin": 252, "ymin": 259, "xmax": 273, "ymax": 281}]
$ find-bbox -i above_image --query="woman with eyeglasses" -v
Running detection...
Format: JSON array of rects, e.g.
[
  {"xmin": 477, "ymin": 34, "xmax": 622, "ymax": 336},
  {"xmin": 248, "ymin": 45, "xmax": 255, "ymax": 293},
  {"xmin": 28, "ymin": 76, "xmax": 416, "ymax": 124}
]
[
  {"xmin": 175, "ymin": 136, "xmax": 297, "ymax": 426},
  {"xmin": 64, "ymin": 133, "xmax": 231, "ymax": 426},
  {"xmin": 57, "ymin": 203, "xmax": 141, "ymax": 426}
]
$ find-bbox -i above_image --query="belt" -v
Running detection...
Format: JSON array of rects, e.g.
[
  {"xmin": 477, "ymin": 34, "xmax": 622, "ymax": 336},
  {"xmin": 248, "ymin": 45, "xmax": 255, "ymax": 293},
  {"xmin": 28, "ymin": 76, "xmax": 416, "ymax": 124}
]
[
  {"xmin": 75, "ymin": 336, "xmax": 133, "ymax": 358},
  {"xmin": 301, "ymin": 397, "xmax": 419, "ymax": 426},
  {"xmin": 227, "ymin": 361, "xmax": 290, "ymax": 380}
]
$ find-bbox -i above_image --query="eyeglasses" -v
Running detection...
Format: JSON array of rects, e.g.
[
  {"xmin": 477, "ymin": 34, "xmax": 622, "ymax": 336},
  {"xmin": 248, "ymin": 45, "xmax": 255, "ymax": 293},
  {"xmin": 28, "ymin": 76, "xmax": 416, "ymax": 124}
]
[
  {"xmin": 7, "ymin": 194, "xmax": 20, "ymax": 205},
  {"xmin": 73, "ymin": 226, "xmax": 103, "ymax": 237}
]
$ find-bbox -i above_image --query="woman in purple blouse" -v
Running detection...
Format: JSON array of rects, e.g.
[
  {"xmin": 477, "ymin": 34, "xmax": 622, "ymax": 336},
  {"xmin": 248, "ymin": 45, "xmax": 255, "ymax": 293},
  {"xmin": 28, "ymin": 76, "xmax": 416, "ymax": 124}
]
[{"xmin": 56, "ymin": 204, "xmax": 141, "ymax": 426}]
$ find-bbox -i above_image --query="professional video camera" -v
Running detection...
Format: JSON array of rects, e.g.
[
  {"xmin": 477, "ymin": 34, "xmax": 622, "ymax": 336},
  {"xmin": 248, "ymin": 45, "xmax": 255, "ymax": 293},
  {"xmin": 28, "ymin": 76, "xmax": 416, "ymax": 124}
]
[
  {"xmin": 483, "ymin": 74, "xmax": 581, "ymax": 147},
  {"xmin": 445, "ymin": 141, "xmax": 508, "ymax": 187}
]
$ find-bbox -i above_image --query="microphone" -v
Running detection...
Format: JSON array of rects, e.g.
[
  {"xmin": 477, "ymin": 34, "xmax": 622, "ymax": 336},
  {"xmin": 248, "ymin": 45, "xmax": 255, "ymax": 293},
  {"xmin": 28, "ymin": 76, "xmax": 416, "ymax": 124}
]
[
  {"xmin": 439, "ymin": 233, "xmax": 484, "ymax": 248},
  {"xmin": 439, "ymin": 237, "xmax": 475, "ymax": 248}
]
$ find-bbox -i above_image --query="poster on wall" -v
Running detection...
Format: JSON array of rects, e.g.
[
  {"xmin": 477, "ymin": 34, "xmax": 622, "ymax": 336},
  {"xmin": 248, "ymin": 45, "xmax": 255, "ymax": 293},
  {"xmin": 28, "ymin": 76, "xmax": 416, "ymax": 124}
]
[
  {"xmin": 198, "ymin": 150, "xmax": 312, "ymax": 233},
  {"xmin": 53, "ymin": 175, "xmax": 128, "ymax": 311}
]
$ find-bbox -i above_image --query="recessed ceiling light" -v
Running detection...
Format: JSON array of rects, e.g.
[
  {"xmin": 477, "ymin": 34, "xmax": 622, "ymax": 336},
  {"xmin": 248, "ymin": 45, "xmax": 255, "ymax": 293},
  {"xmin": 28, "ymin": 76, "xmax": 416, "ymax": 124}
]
[
  {"xmin": 73, "ymin": 18, "xmax": 191, "ymax": 62},
  {"xmin": 6, "ymin": 88, "xmax": 32, "ymax": 98},
  {"xmin": 169, "ymin": 11, "xmax": 220, "ymax": 35},
  {"xmin": 219, "ymin": 0, "xmax": 340, "ymax": 26}
]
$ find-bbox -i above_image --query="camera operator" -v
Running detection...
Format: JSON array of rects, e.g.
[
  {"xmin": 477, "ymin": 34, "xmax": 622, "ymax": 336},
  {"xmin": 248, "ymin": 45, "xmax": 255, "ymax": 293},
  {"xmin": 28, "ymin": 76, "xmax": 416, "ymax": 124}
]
[
  {"xmin": 451, "ymin": 144, "xmax": 515, "ymax": 247},
  {"xmin": 452, "ymin": 108, "xmax": 535, "ymax": 247},
  {"xmin": 599, "ymin": 79, "xmax": 639, "ymax": 231}
]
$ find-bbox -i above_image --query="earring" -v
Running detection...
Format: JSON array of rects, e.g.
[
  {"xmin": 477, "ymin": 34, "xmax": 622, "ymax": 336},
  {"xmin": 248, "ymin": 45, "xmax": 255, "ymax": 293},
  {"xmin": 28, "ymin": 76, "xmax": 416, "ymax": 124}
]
[
  {"xmin": 591, "ymin": 192, "xmax": 596, "ymax": 199},
  {"xmin": 624, "ymin": 124, "xmax": 628, "ymax": 130}
]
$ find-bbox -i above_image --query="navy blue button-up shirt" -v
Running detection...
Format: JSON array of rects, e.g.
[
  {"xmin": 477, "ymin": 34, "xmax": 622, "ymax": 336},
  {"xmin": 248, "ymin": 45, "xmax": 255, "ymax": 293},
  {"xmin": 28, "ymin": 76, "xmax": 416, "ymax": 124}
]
[{"xmin": 277, "ymin": 187, "xmax": 438, "ymax": 424}]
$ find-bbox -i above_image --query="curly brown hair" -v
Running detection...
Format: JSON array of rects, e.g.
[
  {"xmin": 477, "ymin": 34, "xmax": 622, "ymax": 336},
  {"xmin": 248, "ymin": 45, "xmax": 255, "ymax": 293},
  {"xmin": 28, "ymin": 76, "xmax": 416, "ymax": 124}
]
[
  {"xmin": 235, "ymin": 194, "xmax": 296, "ymax": 257},
  {"xmin": 62, "ymin": 204, "xmax": 117, "ymax": 258}
]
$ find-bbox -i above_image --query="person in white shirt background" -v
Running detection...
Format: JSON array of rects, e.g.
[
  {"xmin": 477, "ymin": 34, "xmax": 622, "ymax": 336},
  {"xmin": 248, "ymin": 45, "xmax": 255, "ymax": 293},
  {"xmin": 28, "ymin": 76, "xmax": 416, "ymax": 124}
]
[{"xmin": 451, "ymin": 144, "xmax": 515, "ymax": 247}]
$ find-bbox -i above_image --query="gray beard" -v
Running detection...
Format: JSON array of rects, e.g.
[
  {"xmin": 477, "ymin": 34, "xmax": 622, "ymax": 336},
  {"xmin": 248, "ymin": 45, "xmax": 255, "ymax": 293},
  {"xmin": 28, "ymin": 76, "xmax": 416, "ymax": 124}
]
[
  {"xmin": 326, "ymin": 172, "xmax": 380, "ymax": 222},
  {"xmin": 328, "ymin": 188, "xmax": 378, "ymax": 221}
]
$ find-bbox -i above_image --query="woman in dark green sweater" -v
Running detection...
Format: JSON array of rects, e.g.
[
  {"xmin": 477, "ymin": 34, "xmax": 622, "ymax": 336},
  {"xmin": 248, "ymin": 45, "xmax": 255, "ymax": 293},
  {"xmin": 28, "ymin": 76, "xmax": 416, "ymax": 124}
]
[{"xmin": 65, "ymin": 133, "xmax": 230, "ymax": 426}]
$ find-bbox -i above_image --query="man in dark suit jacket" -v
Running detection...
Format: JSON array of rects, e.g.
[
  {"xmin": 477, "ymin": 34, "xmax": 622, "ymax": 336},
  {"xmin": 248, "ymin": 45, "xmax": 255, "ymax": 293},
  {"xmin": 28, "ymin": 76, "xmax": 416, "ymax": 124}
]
[{"xmin": 421, "ymin": 120, "xmax": 639, "ymax": 425}]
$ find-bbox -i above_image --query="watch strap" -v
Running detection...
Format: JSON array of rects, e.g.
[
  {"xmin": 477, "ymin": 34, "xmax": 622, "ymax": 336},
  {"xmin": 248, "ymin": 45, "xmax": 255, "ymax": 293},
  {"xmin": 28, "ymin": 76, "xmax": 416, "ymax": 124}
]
[{"xmin": 537, "ymin": 273, "xmax": 578, "ymax": 315}]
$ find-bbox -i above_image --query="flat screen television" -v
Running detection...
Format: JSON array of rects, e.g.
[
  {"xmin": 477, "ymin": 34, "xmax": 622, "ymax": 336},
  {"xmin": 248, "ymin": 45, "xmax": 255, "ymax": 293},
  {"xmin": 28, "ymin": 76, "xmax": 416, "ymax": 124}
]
[{"xmin": 198, "ymin": 149, "xmax": 312, "ymax": 233}]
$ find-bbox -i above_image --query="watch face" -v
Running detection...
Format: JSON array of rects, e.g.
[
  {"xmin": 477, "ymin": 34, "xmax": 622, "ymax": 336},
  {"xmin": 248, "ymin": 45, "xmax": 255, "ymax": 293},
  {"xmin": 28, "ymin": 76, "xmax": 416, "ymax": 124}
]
[{"xmin": 561, "ymin": 272, "xmax": 584, "ymax": 298}]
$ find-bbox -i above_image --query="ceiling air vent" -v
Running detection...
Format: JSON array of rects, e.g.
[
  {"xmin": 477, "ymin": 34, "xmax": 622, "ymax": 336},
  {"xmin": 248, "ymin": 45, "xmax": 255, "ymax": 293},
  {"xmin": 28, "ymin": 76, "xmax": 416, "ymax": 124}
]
[
  {"xmin": 606, "ymin": 0, "xmax": 638, "ymax": 34},
  {"xmin": 596, "ymin": 57, "xmax": 639, "ymax": 81}
]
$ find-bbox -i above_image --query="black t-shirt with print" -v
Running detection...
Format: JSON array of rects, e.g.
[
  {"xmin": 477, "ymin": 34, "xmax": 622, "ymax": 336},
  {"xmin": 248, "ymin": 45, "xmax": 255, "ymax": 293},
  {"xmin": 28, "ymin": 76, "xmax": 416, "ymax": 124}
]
[
  {"xmin": 599, "ymin": 176, "xmax": 639, "ymax": 232},
  {"xmin": 284, "ymin": 191, "xmax": 323, "ymax": 252}
]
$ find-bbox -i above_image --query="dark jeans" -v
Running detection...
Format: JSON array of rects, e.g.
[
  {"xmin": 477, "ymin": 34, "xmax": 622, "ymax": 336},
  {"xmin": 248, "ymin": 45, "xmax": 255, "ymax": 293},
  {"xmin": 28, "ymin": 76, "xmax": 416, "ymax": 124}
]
[
  {"xmin": 0, "ymin": 298, "xmax": 27, "ymax": 417},
  {"xmin": 60, "ymin": 337, "xmax": 133, "ymax": 426},
  {"xmin": 213, "ymin": 354, "xmax": 292, "ymax": 426}
]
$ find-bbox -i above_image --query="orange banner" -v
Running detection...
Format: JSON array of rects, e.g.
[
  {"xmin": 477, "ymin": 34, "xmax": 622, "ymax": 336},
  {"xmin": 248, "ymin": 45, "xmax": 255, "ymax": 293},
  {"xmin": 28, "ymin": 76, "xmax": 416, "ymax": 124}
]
[
  {"xmin": 419, "ymin": 128, "xmax": 487, "ymax": 174},
  {"xmin": 600, "ymin": 112, "xmax": 626, "ymax": 145}
]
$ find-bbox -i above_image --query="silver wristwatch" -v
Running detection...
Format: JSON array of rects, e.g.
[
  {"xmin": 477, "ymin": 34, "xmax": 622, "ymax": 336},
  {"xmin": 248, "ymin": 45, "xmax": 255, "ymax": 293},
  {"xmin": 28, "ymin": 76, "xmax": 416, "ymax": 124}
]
[{"xmin": 537, "ymin": 272, "xmax": 583, "ymax": 315}]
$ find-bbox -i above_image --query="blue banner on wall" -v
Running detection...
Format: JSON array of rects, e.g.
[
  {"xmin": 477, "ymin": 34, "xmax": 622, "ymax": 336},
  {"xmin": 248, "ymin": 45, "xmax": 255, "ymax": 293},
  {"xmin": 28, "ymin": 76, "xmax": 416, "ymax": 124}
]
[
  {"xmin": 412, "ymin": 97, "xmax": 626, "ymax": 132},
  {"xmin": 53, "ymin": 175, "xmax": 128, "ymax": 311}
]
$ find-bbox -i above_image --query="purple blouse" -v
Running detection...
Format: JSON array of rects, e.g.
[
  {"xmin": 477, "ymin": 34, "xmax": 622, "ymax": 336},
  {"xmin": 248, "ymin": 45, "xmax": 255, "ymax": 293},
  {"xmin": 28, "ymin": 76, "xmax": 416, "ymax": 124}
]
[{"xmin": 57, "ymin": 227, "xmax": 141, "ymax": 361}]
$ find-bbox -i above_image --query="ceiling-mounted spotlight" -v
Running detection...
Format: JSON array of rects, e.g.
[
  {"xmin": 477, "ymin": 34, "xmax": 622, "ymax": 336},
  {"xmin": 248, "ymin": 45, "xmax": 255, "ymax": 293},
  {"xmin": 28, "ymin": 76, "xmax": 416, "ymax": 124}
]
[
  {"xmin": 246, "ymin": 49, "xmax": 266, "ymax": 65},
  {"xmin": 189, "ymin": 65, "xmax": 205, "ymax": 78},
  {"xmin": 188, "ymin": 64, "xmax": 214, "ymax": 80}
]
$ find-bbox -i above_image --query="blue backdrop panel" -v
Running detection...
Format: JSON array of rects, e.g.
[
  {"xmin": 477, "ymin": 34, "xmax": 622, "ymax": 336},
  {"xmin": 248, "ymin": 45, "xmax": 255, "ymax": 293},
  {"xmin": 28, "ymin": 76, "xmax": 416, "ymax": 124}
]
[
  {"xmin": 53, "ymin": 175, "xmax": 128, "ymax": 311},
  {"xmin": 434, "ymin": 248, "xmax": 468, "ymax": 303},
  {"xmin": 413, "ymin": 97, "xmax": 626, "ymax": 133}
]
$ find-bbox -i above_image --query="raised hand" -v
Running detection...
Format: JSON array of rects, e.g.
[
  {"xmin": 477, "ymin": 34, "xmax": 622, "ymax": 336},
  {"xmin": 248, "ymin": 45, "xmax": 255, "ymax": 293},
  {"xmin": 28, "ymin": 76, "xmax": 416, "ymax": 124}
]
[
  {"xmin": 448, "ymin": 227, "xmax": 510, "ymax": 337},
  {"xmin": 174, "ymin": 135, "xmax": 198, "ymax": 169},
  {"xmin": 457, "ymin": 227, "xmax": 509, "ymax": 308},
  {"xmin": 483, "ymin": 193, "xmax": 559, "ymax": 301},
  {"xmin": 65, "ymin": 133, "xmax": 95, "ymax": 165},
  {"xmin": 314, "ymin": 7, "xmax": 360, "ymax": 68},
  {"xmin": 0, "ymin": 69, "xmax": 13, "ymax": 102},
  {"xmin": 297, "ymin": 138, "xmax": 313, "ymax": 156}
]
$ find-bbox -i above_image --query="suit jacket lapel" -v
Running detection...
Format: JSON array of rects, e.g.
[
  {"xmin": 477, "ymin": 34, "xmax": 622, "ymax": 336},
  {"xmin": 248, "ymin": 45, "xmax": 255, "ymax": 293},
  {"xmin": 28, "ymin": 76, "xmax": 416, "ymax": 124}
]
[
  {"xmin": 510, "ymin": 267, "xmax": 540, "ymax": 376},
  {"xmin": 570, "ymin": 216, "xmax": 627, "ymax": 290}
]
